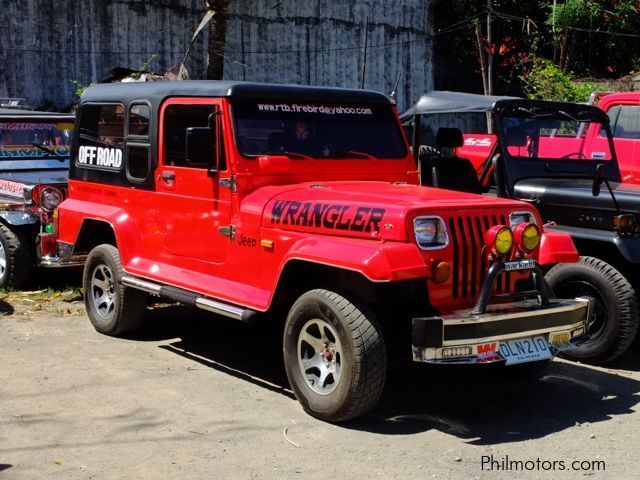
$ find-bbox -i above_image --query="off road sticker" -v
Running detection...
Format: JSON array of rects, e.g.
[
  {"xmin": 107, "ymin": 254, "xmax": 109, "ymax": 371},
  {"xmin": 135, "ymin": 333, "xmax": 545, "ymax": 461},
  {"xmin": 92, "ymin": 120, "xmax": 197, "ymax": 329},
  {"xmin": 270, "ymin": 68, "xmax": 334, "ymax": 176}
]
[
  {"xmin": 270, "ymin": 200, "xmax": 385, "ymax": 233},
  {"xmin": 77, "ymin": 145, "xmax": 123, "ymax": 171}
]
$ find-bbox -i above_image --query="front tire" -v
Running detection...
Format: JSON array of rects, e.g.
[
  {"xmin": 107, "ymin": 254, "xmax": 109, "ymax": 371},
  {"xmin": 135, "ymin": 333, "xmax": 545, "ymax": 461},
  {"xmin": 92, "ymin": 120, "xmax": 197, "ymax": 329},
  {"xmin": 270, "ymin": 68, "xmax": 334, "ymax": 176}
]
[
  {"xmin": 83, "ymin": 244, "xmax": 146, "ymax": 336},
  {"xmin": 283, "ymin": 289, "xmax": 386, "ymax": 422},
  {"xmin": 0, "ymin": 223, "xmax": 32, "ymax": 289},
  {"xmin": 546, "ymin": 256, "xmax": 639, "ymax": 364}
]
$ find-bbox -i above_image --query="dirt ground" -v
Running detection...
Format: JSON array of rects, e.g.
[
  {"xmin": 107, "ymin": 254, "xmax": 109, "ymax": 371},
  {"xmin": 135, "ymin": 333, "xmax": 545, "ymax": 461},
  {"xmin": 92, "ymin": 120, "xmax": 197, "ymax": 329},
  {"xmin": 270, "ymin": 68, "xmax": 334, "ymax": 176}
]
[{"xmin": 1, "ymin": 277, "xmax": 640, "ymax": 479}]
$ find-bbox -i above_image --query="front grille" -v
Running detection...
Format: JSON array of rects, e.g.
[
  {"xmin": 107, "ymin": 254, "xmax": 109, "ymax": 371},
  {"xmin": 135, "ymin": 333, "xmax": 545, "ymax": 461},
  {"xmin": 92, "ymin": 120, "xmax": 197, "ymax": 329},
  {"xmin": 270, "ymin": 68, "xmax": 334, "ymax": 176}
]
[{"xmin": 447, "ymin": 213, "xmax": 514, "ymax": 300}]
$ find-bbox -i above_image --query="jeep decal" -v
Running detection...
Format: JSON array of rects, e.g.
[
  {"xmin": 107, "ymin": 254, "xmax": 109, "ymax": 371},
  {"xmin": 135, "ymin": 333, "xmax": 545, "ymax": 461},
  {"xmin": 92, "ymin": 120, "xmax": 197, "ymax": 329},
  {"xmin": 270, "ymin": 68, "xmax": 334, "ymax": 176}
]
[
  {"xmin": 270, "ymin": 200, "xmax": 385, "ymax": 232},
  {"xmin": 77, "ymin": 145, "xmax": 123, "ymax": 170}
]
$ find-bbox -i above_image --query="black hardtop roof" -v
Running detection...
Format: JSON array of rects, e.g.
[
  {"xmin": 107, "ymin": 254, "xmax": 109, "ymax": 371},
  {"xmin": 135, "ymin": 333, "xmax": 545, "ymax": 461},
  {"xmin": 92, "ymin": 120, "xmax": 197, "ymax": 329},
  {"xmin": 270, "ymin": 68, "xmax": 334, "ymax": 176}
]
[
  {"xmin": 81, "ymin": 80, "xmax": 392, "ymax": 107},
  {"xmin": 0, "ymin": 108, "xmax": 74, "ymax": 119}
]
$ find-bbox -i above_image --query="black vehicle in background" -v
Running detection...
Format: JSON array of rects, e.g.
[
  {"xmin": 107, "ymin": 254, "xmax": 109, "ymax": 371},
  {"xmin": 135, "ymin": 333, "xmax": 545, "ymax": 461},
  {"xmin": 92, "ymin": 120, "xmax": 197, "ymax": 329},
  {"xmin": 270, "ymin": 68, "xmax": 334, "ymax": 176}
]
[
  {"xmin": 402, "ymin": 93, "xmax": 640, "ymax": 365},
  {"xmin": 0, "ymin": 103, "xmax": 80, "ymax": 288}
]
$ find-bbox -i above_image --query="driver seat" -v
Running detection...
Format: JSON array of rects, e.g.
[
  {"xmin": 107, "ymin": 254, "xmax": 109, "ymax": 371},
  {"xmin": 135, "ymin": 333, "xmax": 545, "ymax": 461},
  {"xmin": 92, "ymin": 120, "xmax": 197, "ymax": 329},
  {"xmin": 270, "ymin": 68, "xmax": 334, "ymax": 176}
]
[{"xmin": 426, "ymin": 128, "xmax": 484, "ymax": 194}]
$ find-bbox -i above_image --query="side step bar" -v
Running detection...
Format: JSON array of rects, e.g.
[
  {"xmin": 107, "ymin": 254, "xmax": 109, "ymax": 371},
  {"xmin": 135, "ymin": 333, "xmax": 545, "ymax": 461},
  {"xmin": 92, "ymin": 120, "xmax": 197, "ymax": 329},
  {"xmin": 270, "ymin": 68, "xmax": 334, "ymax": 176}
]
[{"xmin": 121, "ymin": 276, "xmax": 257, "ymax": 323}]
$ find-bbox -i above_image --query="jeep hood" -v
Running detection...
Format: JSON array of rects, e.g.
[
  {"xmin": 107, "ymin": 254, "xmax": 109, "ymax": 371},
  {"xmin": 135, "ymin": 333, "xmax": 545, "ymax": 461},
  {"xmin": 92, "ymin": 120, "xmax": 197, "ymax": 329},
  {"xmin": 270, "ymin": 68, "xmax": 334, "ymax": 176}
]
[
  {"xmin": 515, "ymin": 177, "xmax": 640, "ymax": 229},
  {"xmin": 254, "ymin": 181, "xmax": 531, "ymax": 241}
]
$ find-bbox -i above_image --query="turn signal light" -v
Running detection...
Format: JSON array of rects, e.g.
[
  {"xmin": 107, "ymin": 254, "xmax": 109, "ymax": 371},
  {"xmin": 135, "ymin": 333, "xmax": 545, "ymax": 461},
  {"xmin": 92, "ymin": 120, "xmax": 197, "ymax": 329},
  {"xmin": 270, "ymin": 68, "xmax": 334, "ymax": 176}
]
[
  {"xmin": 513, "ymin": 222, "xmax": 541, "ymax": 252},
  {"xmin": 614, "ymin": 214, "xmax": 638, "ymax": 234},
  {"xmin": 485, "ymin": 225, "xmax": 513, "ymax": 256},
  {"xmin": 430, "ymin": 260, "xmax": 451, "ymax": 284}
]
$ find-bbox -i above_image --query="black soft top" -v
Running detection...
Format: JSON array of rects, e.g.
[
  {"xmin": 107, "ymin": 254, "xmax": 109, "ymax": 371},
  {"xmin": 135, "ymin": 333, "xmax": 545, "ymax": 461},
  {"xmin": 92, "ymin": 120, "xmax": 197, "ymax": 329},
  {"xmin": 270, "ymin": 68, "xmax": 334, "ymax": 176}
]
[
  {"xmin": 492, "ymin": 98, "xmax": 610, "ymax": 123},
  {"xmin": 81, "ymin": 80, "xmax": 392, "ymax": 108},
  {"xmin": 401, "ymin": 90, "xmax": 518, "ymax": 119}
]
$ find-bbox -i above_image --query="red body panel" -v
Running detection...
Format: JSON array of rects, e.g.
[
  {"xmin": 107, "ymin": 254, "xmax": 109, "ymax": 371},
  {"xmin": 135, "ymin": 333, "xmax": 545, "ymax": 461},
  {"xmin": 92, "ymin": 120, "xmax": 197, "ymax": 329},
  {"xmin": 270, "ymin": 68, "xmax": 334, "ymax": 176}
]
[
  {"xmin": 538, "ymin": 231, "xmax": 579, "ymax": 265},
  {"xmin": 540, "ymin": 92, "xmax": 640, "ymax": 184}
]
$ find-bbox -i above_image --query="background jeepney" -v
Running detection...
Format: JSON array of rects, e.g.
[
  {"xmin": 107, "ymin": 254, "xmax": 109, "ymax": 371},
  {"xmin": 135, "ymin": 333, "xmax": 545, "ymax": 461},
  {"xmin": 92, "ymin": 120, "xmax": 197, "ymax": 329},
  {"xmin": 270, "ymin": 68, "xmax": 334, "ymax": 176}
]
[
  {"xmin": 402, "ymin": 92, "xmax": 640, "ymax": 365},
  {"xmin": 0, "ymin": 106, "xmax": 77, "ymax": 288}
]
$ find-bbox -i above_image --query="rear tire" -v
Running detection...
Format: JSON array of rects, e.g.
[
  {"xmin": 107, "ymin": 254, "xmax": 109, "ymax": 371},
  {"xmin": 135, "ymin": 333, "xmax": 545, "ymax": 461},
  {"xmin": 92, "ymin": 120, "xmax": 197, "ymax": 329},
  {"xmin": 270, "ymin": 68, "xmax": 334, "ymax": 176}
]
[
  {"xmin": 0, "ymin": 223, "xmax": 32, "ymax": 289},
  {"xmin": 83, "ymin": 244, "xmax": 146, "ymax": 336},
  {"xmin": 283, "ymin": 289, "xmax": 386, "ymax": 422},
  {"xmin": 546, "ymin": 256, "xmax": 639, "ymax": 364}
]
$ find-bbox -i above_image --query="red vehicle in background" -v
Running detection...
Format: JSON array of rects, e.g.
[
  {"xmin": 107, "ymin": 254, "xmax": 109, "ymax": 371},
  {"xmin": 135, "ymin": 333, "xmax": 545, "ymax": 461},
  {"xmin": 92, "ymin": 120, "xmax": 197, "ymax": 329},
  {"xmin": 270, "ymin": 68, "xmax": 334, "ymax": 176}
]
[
  {"xmin": 53, "ymin": 81, "xmax": 592, "ymax": 422},
  {"xmin": 451, "ymin": 91, "xmax": 640, "ymax": 186}
]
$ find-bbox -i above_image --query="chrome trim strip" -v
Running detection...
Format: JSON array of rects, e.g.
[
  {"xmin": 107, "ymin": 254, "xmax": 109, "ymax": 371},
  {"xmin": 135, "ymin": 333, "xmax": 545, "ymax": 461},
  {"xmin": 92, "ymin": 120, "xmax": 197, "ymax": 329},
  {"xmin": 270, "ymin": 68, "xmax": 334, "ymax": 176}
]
[
  {"xmin": 442, "ymin": 320, "xmax": 586, "ymax": 347},
  {"xmin": 121, "ymin": 275, "xmax": 246, "ymax": 321},
  {"xmin": 121, "ymin": 276, "xmax": 162, "ymax": 295},
  {"xmin": 195, "ymin": 297, "xmax": 245, "ymax": 320},
  {"xmin": 39, "ymin": 254, "xmax": 87, "ymax": 268},
  {"xmin": 442, "ymin": 298, "xmax": 590, "ymax": 325}
]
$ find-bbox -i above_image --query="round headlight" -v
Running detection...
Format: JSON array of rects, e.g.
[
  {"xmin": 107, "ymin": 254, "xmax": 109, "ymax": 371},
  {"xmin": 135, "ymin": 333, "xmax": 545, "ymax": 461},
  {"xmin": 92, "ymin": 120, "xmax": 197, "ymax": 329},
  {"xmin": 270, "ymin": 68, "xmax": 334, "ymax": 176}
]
[
  {"xmin": 485, "ymin": 225, "xmax": 513, "ymax": 256},
  {"xmin": 40, "ymin": 187, "xmax": 63, "ymax": 211},
  {"xmin": 414, "ymin": 217, "xmax": 448, "ymax": 249},
  {"xmin": 514, "ymin": 223, "xmax": 541, "ymax": 252}
]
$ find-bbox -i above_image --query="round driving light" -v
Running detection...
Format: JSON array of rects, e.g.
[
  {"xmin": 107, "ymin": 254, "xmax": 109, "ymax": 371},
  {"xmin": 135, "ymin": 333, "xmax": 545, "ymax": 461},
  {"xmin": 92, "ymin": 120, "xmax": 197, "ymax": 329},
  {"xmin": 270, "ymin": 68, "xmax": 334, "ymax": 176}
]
[
  {"xmin": 616, "ymin": 214, "xmax": 637, "ymax": 234},
  {"xmin": 430, "ymin": 260, "xmax": 451, "ymax": 284},
  {"xmin": 39, "ymin": 187, "xmax": 63, "ymax": 211},
  {"xmin": 514, "ymin": 222, "xmax": 541, "ymax": 252},
  {"xmin": 485, "ymin": 225, "xmax": 513, "ymax": 256}
]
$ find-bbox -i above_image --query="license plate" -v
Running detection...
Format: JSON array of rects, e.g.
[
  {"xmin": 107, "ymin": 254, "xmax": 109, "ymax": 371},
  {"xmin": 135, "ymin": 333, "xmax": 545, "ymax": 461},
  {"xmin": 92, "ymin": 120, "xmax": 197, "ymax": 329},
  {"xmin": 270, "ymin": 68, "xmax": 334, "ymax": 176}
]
[
  {"xmin": 504, "ymin": 259, "xmax": 536, "ymax": 271},
  {"xmin": 499, "ymin": 336, "xmax": 551, "ymax": 365}
]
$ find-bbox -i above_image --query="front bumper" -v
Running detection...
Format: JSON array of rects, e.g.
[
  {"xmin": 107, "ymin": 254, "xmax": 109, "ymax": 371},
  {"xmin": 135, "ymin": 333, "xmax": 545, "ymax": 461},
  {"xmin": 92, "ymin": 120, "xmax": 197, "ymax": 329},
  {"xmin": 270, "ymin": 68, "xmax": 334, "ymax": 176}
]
[{"xmin": 412, "ymin": 297, "xmax": 593, "ymax": 364}]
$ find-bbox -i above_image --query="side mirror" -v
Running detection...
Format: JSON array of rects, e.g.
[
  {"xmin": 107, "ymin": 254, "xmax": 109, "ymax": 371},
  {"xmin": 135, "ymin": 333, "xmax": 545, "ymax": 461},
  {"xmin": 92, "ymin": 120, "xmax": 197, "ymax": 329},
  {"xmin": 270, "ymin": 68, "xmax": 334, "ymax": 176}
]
[
  {"xmin": 592, "ymin": 163, "xmax": 605, "ymax": 197},
  {"xmin": 185, "ymin": 127, "xmax": 216, "ymax": 171}
]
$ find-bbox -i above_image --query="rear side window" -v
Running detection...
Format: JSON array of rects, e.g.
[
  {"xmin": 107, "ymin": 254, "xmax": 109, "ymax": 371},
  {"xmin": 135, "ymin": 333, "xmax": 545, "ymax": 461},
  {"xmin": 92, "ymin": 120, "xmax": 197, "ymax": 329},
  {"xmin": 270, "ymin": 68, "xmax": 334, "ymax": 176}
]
[
  {"xmin": 129, "ymin": 104, "xmax": 150, "ymax": 137},
  {"xmin": 612, "ymin": 105, "xmax": 640, "ymax": 139},
  {"xmin": 79, "ymin": 104, "xmax": 124, "ymax": 148},
  {"xmin": 164, "ymin": 104, "xmax": 215, "ymax": 168},
  {"xmin": 77, "ymin": 103, "xmax": 125, "ymax": 171}
]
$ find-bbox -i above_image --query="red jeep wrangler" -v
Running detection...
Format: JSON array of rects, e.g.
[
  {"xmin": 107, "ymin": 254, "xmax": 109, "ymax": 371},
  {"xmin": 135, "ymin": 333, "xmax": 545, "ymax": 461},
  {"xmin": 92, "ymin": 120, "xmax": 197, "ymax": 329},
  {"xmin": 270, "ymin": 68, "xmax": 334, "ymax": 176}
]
[{"xmin": 57, "ymin": 81, "xmax": 593, "ymax": 421}]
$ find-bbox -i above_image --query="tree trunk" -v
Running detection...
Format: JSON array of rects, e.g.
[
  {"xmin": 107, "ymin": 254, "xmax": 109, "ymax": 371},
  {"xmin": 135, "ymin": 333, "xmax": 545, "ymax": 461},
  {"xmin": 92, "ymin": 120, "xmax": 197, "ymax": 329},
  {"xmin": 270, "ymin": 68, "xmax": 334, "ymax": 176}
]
[{"xmin": 206, "ymin": 0, "xmax": 230, "ymax": 80}]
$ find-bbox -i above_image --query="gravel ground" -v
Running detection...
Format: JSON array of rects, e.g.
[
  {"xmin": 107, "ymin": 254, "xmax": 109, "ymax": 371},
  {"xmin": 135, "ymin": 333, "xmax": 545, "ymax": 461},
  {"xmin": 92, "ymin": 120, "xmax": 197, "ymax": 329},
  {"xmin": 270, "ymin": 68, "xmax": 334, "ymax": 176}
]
[{"xmin": 1, "ymin": 287, "xmax": 640, "ymax": 480}]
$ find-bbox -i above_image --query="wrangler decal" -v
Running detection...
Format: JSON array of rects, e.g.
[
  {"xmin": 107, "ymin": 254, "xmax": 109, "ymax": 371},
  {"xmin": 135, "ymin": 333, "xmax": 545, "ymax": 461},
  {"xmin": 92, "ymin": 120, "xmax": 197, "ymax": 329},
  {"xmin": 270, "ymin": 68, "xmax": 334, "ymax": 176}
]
[{"xmin": 271, "ymin": 200, "xmax": 385, "ymax": 233}]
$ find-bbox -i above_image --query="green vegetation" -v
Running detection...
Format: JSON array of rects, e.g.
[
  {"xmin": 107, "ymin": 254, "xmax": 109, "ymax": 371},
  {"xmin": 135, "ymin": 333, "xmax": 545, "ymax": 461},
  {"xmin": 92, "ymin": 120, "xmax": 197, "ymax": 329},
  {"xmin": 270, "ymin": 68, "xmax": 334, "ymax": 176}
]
[{"xmin": 521, "ymin": 57, "xmax": 597, "ymax": 102}]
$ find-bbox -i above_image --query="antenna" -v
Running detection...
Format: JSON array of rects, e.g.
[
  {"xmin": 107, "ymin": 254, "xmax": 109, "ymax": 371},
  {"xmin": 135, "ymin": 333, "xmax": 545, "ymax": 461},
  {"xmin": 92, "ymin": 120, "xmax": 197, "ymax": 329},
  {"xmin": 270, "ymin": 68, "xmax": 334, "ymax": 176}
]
[{"xmin": 389, "ymin": 73, "xmax": 401, "ymax": 105}]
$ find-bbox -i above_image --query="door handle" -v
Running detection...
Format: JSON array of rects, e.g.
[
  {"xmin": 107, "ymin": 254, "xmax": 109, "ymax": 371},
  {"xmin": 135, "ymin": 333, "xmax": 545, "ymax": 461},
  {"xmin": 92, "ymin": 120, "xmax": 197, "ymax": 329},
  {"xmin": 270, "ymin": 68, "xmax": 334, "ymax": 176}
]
[{"xmin": 160, "ymin": 171, "xmax": 175, "ymax": 181}]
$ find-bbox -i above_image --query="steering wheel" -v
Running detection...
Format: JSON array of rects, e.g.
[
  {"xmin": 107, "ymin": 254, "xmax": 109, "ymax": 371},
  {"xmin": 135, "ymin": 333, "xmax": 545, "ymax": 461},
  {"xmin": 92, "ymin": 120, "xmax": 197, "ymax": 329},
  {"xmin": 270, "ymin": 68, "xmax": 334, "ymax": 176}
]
[{"xmin": 560, "ymin": 152, "xmax": 589, "ymax": 160}]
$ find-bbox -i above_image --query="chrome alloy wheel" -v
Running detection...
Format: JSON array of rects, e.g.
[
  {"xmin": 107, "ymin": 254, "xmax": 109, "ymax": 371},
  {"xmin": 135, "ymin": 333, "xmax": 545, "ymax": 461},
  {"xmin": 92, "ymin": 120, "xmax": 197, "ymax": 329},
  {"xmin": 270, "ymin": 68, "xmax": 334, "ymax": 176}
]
[
  {"xmin": 91, "ymin": 264, "xmax": 117, "ymax": 320},
  {"xmin": 297, "ymin": 319, "xmax": 343, "ymax": 395}
]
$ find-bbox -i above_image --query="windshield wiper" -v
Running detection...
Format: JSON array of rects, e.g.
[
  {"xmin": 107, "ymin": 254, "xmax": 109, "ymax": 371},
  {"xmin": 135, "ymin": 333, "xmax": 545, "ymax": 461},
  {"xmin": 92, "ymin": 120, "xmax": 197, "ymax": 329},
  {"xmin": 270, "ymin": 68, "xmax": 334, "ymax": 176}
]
[
  {"xmin": 264, "ymin": 150, "xmax": 314, "ymax": 160},
  {"xmin": 330, "ymin": 150, "xmax": 379, "ymax": 160},
  {"xmin": 31, "ymin": 143, "xmax": 68, "ymax": 162},
  {"xmin": 516, "ymin": 107, "xmax": 555, "ymax": 119}
]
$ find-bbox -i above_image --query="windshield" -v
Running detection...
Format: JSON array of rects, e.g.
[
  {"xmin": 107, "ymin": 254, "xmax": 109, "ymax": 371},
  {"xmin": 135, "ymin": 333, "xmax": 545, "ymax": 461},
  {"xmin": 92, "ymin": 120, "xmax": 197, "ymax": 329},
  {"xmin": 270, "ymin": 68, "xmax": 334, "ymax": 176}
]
[
  {"xmin": 0, "ymin": 120, "xmax": 73, "ymax": 161},
  {"xmin": 500, "ymin": 113, "xmax": 613, "ymax": 162},
  {"xmin": 232, "ymin": 101, "xmax": 407, "ymax": 158}
]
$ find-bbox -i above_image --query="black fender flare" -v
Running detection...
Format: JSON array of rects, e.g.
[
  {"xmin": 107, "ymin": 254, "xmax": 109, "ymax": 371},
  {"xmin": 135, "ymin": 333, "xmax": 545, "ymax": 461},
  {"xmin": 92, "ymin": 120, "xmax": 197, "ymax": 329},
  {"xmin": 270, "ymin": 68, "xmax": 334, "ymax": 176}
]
[{"xmin": 545, "ymin": 224, "xmax": 640, "ymax": 264}]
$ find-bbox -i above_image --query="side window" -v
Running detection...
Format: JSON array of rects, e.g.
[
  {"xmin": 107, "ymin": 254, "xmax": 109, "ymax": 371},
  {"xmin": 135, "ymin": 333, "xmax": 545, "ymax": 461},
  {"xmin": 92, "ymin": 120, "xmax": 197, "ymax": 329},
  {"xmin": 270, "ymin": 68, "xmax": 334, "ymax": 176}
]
[
  {"xmin": 613, "ymin": 105, "xmax": 640, "ymax": 139},
  {"xmin": 77, "ymin": 103, "xmax": 125, "ymax": 171},
  {"xmin": 129, "ymin": 104, "xmax": 150, "ymax": 137},
  {"xmin": 126, "ymin": 103, "xmax": 151, "ymax": 182},
  {"xmin": 600, "ymin": 105, "xmax": 620, "ymax": 137},
  {"xmin": 164, "ymin": 104, "xmax": 215, "ymax": 168},
  {"xmin": 78, "ymin": 104, "xmax": 124, "ymax": 148}
]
